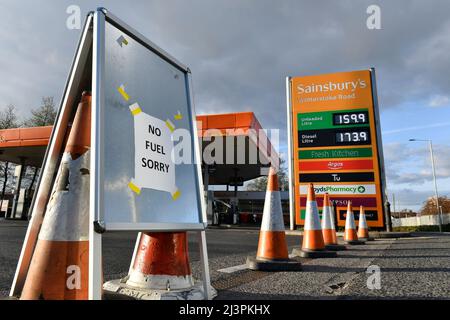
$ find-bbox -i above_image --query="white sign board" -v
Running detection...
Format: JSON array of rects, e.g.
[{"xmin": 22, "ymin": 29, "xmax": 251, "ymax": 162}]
[
  {"xmin": 93, "ymin": 11, "xmax": 206, "ymax": 231},
  {"xmin": 128, "ymin": 103, "xmax": 178, "ymax": 198},
  {"xmin": 10, "ymin": 9, "xmax": 212, "ymax": 300}
]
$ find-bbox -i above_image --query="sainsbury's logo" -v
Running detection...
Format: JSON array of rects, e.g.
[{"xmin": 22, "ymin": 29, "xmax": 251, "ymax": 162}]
[{"xmin": 297, "ymin": 78, "xmax": 367, "ymax": 94}]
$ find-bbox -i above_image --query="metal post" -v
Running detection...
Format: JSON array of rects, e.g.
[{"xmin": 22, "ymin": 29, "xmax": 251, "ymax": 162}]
[
  {"xmin": 333, "ymin": 203, "xmax": 338, "ymax": 230},
  {"xmin": 286, "ymin": 76, "xmax": 295, "ymax": 231},
  {"xmin": 198, "ymin": 230, "xmax": 212, "ymax": 300},
  {"xmin": 24, "ymin": 167, "xmax": 38, "ymax": 220},
  {"xmin": 384, "ymin": 201, "xmax": 392, "ymax": 232},
  {"xmin": 233, "ymin": 168, "xmax": 239, "ymax": 225},
  {"xmin": 392, "ymin": 193, "xmax": 396, "ymax": 219},
  {"xmin": 11, "ymin": 158, "xmax": 26, "ymax": 219},
  {"xmin": 203, "ymin": 164, "xmax": 210, "ymax": 224},
  {"xmin": 89, "ymin": 8, "xmax": 105, "ymax": 300},
  {"xmin": 409, "ymin": 138, "xmax": 443, "ymax": 232},
  {"xmin": 429, "ymin": 140, "xmax": 442, "ymax": 232},
  {"xmin": 0, "ymin": 161, "xmax": 9, "ymax": 218}
]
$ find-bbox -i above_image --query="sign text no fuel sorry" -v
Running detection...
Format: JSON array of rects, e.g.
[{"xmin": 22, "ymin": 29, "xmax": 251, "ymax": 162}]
[{"xmin": 141, "ymin": 124, "xmax": 170, "ymax": 173}]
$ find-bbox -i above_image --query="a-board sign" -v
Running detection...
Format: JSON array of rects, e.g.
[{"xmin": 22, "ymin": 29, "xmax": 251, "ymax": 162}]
[
  {"xmin": 95, "ymin": 11, "xmax": 206, "ymax": 231},
  {"xmin": 287, "ymin": 69, "xmax": 386, "ymax": 228},
  {"xmin": 10, "ymin": 9, "xmax": 212, "ymax": 300}
]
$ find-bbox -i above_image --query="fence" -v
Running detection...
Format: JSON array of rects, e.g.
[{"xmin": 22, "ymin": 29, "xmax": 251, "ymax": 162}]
[{"xmin": 392, "ymin": 213, "xmax": 450, "ymax": 227}]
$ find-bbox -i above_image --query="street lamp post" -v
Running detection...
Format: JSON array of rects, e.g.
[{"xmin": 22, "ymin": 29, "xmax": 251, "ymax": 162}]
[{"xmin": 409, "ymin": 139, "xmax": 442, "ymax": 232}]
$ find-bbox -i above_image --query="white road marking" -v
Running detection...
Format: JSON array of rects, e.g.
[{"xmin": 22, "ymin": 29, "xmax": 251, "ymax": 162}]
[
  {"xmin": 217, "ymin": 264, "xmax": 247, "ymax": 273},
  {"xmin": 217, "ymin": 253, "xmax": 297, "ymax": 273}
]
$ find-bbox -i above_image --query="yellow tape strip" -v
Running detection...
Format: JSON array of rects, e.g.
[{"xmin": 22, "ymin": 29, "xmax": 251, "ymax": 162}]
[
  {"xmin": 117, "ymin": 85, "xmax": 130, "ymax": 101},
  {"xmin": 174, "ymin": 112, "xmax": 183, "ymax": 120},
  {"xmin": 128, "ymin": 181, "xmax": 141, "ymax": 195},
  {"xmin": 131, "ymin": 107, "xmax": 142, "ymax": 116},
  {"xmin": 165, "ymin": 120, "xmax": 175, "ymax": 132},
  {"xmin": 172, "ymin": 190, "xmax": 181, "ymax": 200},
  {"xmin": 122, "ymin": 38, "xmax": 129, "ymax": 45}
]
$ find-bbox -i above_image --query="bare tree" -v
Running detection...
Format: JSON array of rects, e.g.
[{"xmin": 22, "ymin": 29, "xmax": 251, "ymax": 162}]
[
  {"xmin": 0, "ymin": 104, "xmax": 19, "ymax": 129},
  {"xmin": 0, "ymin": 104, "xmax": 20, "ymax": 214},
  {"xmin": 24, "ymin": 96, "xmax": 57, "ymax": 127}
]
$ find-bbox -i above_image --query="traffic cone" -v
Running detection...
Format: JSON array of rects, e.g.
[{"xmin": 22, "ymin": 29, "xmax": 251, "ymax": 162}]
[
  {"xmin": 20, "ymin": 91, "xmax": 92, "ymax": 300},
  {"xmin": 357, "ymin": 205, "xmax": 371, "ymax": 241},
  {"xmin": 321, "ymin": 193, "xmax": 345, "ymax": 251},
  {"xmin": 103, "ymin": 232, "xmax": 217, "ymax": 299},
  {"xmin": 344, "ymin": 201, "xmax": 365, "ymax": 245},
  {"xmin": 292, "ymin": 184, "xmax": 336, "ymax": 258},
  {"xmin": 246, "ymin": 167, "xmax": 302, "ymax": 271}
]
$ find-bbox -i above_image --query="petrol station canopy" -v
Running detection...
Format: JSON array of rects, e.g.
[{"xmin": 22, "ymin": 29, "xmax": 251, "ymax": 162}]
[
  {"xmin": 0, "ymin": 112, "xmax": 279, "ymax": 185},
  {"xmin": 0, "ymin": 126, "xmax": 52, "ymax": 166},
  {"xmin": 197, "ymin": 112, "xmax": 279, "ymax": 185}
]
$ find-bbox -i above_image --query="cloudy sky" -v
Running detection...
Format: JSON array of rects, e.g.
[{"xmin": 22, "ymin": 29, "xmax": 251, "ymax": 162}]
[{"xmin": 1, "ymin": 0, "xmax": 449, "ymax": 212}]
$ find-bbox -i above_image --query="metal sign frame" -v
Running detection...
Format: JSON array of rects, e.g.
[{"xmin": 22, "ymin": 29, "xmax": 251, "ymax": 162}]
[
  {"xmin": 91, "ymin": 7, "xmax": 210, "ymax": 300},
  {"xmin": 92, "ymin": 9, "xmax": 206, "ymax": 232},
  {"xmin": 286, "ymin": 69, "xmax": 387, "ymax": 230},
  {"xmin": 11, "ymin": 8, "xmax": 212, "ymax": 300},
  {"xmin": 369, "ymin": 68, "xmax": 388, "ymax": 225}
]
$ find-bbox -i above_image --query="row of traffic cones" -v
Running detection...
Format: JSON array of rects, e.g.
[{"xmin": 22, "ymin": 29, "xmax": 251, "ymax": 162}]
[
  {"xmin": 16, "ymin": 92, "xmax": 212, "ymax": 300},
  {"xmin": 247, "ymin": 170, "xmax": 371, "ymax": 271},
  {"xmin": 15, "ymin": 92, "xmax": 370, "ymax": 297}
]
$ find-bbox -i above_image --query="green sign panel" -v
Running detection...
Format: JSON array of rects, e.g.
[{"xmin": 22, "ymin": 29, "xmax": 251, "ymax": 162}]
[
  {"xmin": 300, "ymin": 209, "xmax": 323, "ymax": 220},
  {"xmin": 299, "ymin": 147, "xmax": 373, "ymax": 159},
  {"xmin": 297, "ymin": 109, "xmax": 369, "ymax": 130}
]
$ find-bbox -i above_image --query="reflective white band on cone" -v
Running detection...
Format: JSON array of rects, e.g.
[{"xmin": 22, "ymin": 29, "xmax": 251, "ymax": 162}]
[
  {"xmin": 39, "ymin": 152, "xmax": 90, "ymax": 242},
  {"xmin": 304, "ymin": 200, "xmax": 322, "ymax": 231},
  {"xmin": 345, "ymin": 210, "xmax": 356, "ymax": 230},
  {"xmin": 321, "ymin": 205, "xmax": 335, "ymax": 230},
  {"xmin": 359, "ymin": 214, "xmax": 367, "ymax": 228},
  {"xmin": 358, "ymin": 206, "xmax": 369, "ymax": 238},
  {"xmin": 260, "ymin": 191, "xmax": 285, "ymax": 232},
  {"xmin": 344, "ymin": 202, "xmax": 358, "ymax": 241}
]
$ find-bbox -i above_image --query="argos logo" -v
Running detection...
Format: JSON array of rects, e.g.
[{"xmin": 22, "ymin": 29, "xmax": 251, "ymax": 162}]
[{"xmin": 327, "ymin": 161, "xmax": 344, "ymax": 170}]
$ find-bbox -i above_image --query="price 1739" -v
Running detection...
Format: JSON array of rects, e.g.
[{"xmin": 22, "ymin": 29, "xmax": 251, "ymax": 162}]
[{"xmin": 336, "ymin": 130, "xmax": 369, "ymax": 143}]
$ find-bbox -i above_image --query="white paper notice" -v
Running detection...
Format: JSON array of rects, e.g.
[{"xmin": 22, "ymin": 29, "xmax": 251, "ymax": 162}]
[{"xmin": 128, "ymin": 103, "xmax": 180, "ymax": 200}]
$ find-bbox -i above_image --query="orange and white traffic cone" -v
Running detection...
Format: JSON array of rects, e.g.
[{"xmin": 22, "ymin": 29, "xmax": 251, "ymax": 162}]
[
  {"xmin": 321, "ymin": 193, "xmax": 345, "ymax": 251},
  {"xmin": 344, "ymin": 201, "xmax": 365, "ymax": 245},
  {"xmin": 247, "ymin": 167, "xmax": 302, "ymax": 271},
  {"xmin": 357, "ymin": 205, "xmax": 370, "ymax": 241},
  {"xmin": 103, "ymin": 232, "xmax": 217, "ymax": 299},
  {"xmin": 20, "ymin": 91, "xmax": 92, "ymax": 300},
  {"xmin": 292, "ymin": 184, "xmax": 336, "ymax": 258}
]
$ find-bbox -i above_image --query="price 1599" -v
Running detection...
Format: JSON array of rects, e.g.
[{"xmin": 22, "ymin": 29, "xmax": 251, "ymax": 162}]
[{"xmin": 333, "ymin": 111, "xmax": 369, "ymax": 125}]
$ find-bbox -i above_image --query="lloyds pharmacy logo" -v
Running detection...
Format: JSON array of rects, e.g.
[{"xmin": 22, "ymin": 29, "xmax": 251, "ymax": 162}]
[{"xmin": 314, "ymin": 185, "xmax": 367, "ymax": 194}]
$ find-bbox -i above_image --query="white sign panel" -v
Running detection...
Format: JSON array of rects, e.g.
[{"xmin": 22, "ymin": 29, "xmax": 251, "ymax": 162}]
[
  {"xmin": 299, "ymin": 184, "xmax": 377, "ymax": 195},
  {"xmin": 128, "ymin": 103, "xmax": 179, "ymax": 199},
  {"xmin": 97, "ymin": 15, "xmax": 204, "ymax": 230}
]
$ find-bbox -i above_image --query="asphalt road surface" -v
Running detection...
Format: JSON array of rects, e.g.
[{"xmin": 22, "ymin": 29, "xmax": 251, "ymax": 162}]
[{"xmin": 1, "ymin": 219, "xmax": 449, "ymax": 299}]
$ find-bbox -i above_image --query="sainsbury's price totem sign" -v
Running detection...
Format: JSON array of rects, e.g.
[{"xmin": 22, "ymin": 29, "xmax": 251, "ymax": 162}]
[{"xmin": 287, "ymin": 69, "xmax": 386, "ymax": 227}]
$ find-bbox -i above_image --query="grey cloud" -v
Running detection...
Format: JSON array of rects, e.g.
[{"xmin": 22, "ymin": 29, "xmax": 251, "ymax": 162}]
[
  {"xmin": 384, "ymin": 142, "xmax": 450, "ymax": 185},
  {"xmin": 3, "ymin": 1, "xmax": 450, "ymax": 127}
]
